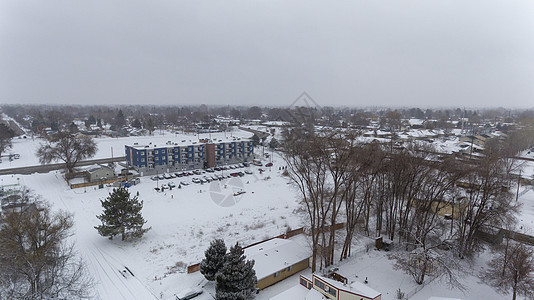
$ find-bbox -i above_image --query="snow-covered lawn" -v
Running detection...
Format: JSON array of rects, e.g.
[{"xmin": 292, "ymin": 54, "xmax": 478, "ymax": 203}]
[
  {"xmin": 1, "ymin": 151, "xmax": 303, "ymax": 299},
  {"xmin": 1, "ymin": 131, "xmax": 528, "ymax": 300},
  {"xmin": 0, "ymin": 130, "xmax": 253, "ymax": 169}
]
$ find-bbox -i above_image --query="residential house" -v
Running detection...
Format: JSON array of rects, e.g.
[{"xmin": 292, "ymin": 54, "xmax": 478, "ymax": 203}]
[
  {"xmin": 86, "ymin": 165, "xmax": 116, "ymax": 183},
  {"xmin": 244, "ymin": 238, "xmax": 310, "ymax": 290},
  {"xmin": 271, "ymin": 274, "xmax": 381, "ymax": 300}
]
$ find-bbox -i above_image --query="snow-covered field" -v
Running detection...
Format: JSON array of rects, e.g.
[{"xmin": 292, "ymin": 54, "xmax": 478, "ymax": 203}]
[
  {"xmin": 1, "ymin": 150, "xmax": 303, "ymax": 299},
  {"xmin": 0, "ymin": 130, "xmax": 253, "ymax": 169},
  {"xmin": 2, "ymin": 131, "xmax": 531, "ymax": 299}
]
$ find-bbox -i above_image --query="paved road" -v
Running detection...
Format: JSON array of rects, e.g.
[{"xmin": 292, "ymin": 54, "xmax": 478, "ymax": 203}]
[{"xmin": 0, "ymin": 156, "xmax": 126, "ymax": 175}]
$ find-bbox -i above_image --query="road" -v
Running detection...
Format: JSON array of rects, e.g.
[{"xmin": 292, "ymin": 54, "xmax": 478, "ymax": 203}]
[{"xmin": 0, "ymin": 156, "xmax": 126, "ymax": 175}]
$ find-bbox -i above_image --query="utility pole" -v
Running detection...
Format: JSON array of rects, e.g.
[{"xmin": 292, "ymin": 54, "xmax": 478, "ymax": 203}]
[{"xmin": 516, "ymin": 170, "xmax": 521, "ymax": 202}]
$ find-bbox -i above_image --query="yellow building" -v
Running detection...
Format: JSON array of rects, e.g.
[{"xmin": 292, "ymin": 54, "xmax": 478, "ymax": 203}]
[{"xmin": 244, "ymin": 238, "xmax": 310, "ymax": 290}]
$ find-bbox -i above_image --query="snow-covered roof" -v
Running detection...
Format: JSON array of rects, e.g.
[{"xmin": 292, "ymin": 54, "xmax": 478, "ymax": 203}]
[
  {"xmin": 269, "ymin": 285, "xmax": 327, "ymax": 300},
  {"xmin": 269, "ymin": 285, "xmax": 309, "ymax": 300},
  {"xmin": 262, "ymin": 121, "xmax": 290, "ymax": 126},
  {"xmin": 128, "ymin": 137, "xmax": 252, "ymax": 150},
  {"xmin": 428, "ymin": 297, "xmax": 462, "ymax": 300},
  {"xmin": 244, "ymin": 238, "xmax": 310, "ymax": 280},
  {"xmin": 408, "ymin": 118, "xmax": 425, "ymax": 126},
  {"xmin": 314, "ymin": 274, "xmax": 381, "ymax": 299}
]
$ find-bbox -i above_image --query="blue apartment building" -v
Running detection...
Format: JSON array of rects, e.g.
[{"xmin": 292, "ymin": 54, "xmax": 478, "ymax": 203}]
[{"xmin": 125, "ymin": 138, "xmax": 254, "ymax": 175}]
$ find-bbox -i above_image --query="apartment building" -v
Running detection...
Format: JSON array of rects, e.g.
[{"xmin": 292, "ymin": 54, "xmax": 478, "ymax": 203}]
[{"xmin": 125, "ymin": 138, "xmax": 254, "ymax": 175}]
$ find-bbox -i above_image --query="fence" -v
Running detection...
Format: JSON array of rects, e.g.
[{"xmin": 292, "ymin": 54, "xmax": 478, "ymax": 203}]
[
  {"xmin": 69, "ymin": 177, "xmax": 122, "ymax": 189},
  {"xmin": 402, "ymin": 274, "xmax": 439, "ymax": 299}
]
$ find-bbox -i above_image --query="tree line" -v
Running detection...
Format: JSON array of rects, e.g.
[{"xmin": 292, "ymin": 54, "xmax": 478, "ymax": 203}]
[{"xmin": 282, "ymin": 127, "xmax": 533, "ymax": 297}]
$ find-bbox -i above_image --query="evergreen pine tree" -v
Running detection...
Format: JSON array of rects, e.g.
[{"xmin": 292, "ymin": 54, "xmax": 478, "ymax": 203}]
[
  {"xmin": 216, "ymin": 243, "xmax": 257, "ymax": 300},
  {"xmin": 200, "ymin": 239, "xmax": 227, "ymax": 281},
  {"xmin": 95, "ymin": 187, "xmax": 150, "ymax": 241}
]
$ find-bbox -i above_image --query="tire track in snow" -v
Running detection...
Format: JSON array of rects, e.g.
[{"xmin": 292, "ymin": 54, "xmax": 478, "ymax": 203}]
[
  {"xmin": 89, "ymin": 245, "xmax": 138, "ymax": 300},
  {"xmin": 93, "ymin": 244, "xmax": 158, "ymax": 300},
  {"xmin": 95, "ymin": 246, "xmax": 159, "ymax": 299}
]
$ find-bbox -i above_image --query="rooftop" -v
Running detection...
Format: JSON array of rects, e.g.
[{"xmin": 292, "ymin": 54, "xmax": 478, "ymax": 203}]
[
  {"xmin": 314, "ymin": 274, "xmax": 381, "ymax": 299},
  {"xmin": 244, "ymin": 238, "xmax": 310, "ymax": 280},
  {"xmin": 127, "ymin": 137, "xmax": 252, "ymax": 150}
]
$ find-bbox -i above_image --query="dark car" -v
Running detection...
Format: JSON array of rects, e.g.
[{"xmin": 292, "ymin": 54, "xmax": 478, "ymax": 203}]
[{"xmin": 265, "ymin": 162, "xmax": 273, "ymax": 167}]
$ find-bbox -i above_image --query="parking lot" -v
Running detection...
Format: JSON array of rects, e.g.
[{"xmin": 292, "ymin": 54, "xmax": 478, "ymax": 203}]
[{"xmin": 149, "ymin": 162, "xmax": 265, "ymax": 192}]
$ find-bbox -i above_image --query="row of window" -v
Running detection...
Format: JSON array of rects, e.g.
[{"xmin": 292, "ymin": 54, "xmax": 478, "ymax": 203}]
[
  {"xmin": 273, "ymin": 265, "xmax": 294, "ymax": 278},
  {"xmin": 314, "ymin": 279, "xmax": 336, "ymax": 297}
]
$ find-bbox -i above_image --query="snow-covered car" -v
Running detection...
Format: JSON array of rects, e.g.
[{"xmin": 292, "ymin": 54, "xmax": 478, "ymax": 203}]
[
  {"xmin": 191, "ymin": 178, "xmax": 200, "ymax": 184},
  {"xmin": 200, "ymin": 178, "xmax": 208, "ymax": 184},
  {"xmin": 176, "ymin": 287, "xmax": 203, "ymax": 300},
  {"xmin": 180, "ymin": 181, "xmax": 189, "ymax": 186},
  {"xmin": 244, "ymin": 170, "xmax": 253, "ymax": 175},
  {"xmin": 164, "ymin": 173, "xmax": 173, "ymax": 179},
  {"xmin": 158, "ymin": 175, "xmax": 165, "ymax": 180},
  {"xmin": 168, "ymin": 182, "xmax": 176, "ymax": 188}
]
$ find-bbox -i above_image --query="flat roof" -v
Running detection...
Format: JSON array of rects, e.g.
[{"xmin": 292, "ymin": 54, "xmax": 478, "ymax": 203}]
[
  {"xmin": 127, "ymin": 137, "xmax": 252, "ymax": 150},
  {"xmin": 244, "ymin": 238, "xmax": 310, "ymax": 280},
  {"xmin": 314, "ymin": 274, "xmax": 381, "ymax": 299}
]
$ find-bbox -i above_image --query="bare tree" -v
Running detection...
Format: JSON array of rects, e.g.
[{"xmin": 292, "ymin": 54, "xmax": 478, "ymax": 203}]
[
  {"xmin": 456, "ymin": 152, "xmax": 518, "ymax": 258},
  {"xmin": 486, "ymin": 241, "xmax": 534, "ymax": 300},
  {"xmin": 0, "ymin": 122, "xmax": 15, "ymax": 157},
  {"xmin": 0, "ymin": 195, "xmax": 92, "ymax": 299},
  {"xmin": 282, "ymin": 130, "xmax": 332, "ymax": 272},
  {"xmin": 36, "ymin": 131, "xmax": 97, "ymax": 174}
]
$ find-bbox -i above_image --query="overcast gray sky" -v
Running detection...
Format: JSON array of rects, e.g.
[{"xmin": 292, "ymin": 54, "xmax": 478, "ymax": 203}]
[{"xmin": 1, "ymin": 0, "xmax": 533, "ymax": 108}]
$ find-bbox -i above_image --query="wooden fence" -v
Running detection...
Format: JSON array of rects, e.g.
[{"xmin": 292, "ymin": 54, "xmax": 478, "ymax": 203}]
[{"xmin": 69, "ymin": 177, "xmax": 122, "ymax": 189}]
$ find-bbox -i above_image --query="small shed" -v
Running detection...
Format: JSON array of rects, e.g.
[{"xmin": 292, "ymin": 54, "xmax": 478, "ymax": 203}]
[{"xmin": 86, "ymin": 165, "xmax": 116, "ymax": 183}]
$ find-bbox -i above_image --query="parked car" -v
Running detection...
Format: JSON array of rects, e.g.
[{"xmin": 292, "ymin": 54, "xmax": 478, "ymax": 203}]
[
  {"xmin": 158, "ymin": 175, "xmax": 165, "ymax": 180},
  {"xmin": 164, "ymin": 173, "xmax": 173, "ymax": 179},
  {"xmin": 168, "ymin": 182, "xmax": 176, "ymax": 188},
  {"xmin": 176, "ymin": 287, "xmax": 203, "ymax": 300},
  {"xmin": 200, "ymin": 178, "xmax": 208, "ymax": 184},
  {"xmin": 151, "ymin": 176, "xmax": 159, "ymax": 181},
  {"xmin": 265, "ymin": 162, "xmax": 273, "ymax": 167},
  {"xmin": 175, "ymin": 172, "xmax": 183, "ymax": 177},
  {"xmin": 193, "ymin": 170, "xmax": 202, "ymax": 175},
  {"xmin": 230, "ymin": 172, "xmax": 239, "ymax": 177},
  {"xmin": 245, "ymin": 170, "xmax": 253, "ymax": 174},
  {"xmin": 237, "ymin": 172, "xmax": 245, "ymax": 177},
  {"xmin": 214, "ymin": 167, "xmax": 221, "ymax": 171},
  {"xmin": 258, "ymin": 168, "xmax": 265, "ymax": 172},
  {"xmin": 243, "ymin": 162, "xmax": 250, "ymax": 167},
  {"xmin": 180, "ymin": 181, "xmax": 189, "ymax": 186},
  {"xmin": 206, "ymin": 168, "xmax": 215, "ymax": 173},
  {"xmin": 192, "ymin": 178, "xmax": 200, "ymax": 184}
]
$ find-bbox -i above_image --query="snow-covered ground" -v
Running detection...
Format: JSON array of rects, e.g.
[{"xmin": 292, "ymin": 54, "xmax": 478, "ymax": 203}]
[
  {"xmin": 1, "ymin": 150, "xmax": 302, "ymax": 299},
  {"xmin": 0, "ymin": 130, "xmax": 252, "ymax": 169},
  {"xmin": 1, "ymin": 130, "xmax": 529, "ymax": 299}
]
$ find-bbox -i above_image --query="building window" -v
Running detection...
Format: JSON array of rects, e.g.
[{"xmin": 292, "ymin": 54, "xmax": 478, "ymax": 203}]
[
  {"xmin": 314, "ymin": 279, "xmax": 325, "ymax": 290},
  {"xmin": 274, "ymin": 271, "xmax": 280, "ymax": 278},
  {"xmin": 287, "ymin": 265, "xmax": 293, "ymax": 272},
  {"xmin": 327, "ymin": 287, "xmax": 336, "ymax": 297},
  {"xmin": 141, "ymin": 158, "xmax": 145, "ymax": 162},
  {"xmin": 155, "ymin": 157, "xmax": 159, "ymax": 161},
  {"xmin": 155, "ymin": 150, "xmax": 158, "ymax": 154}
]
